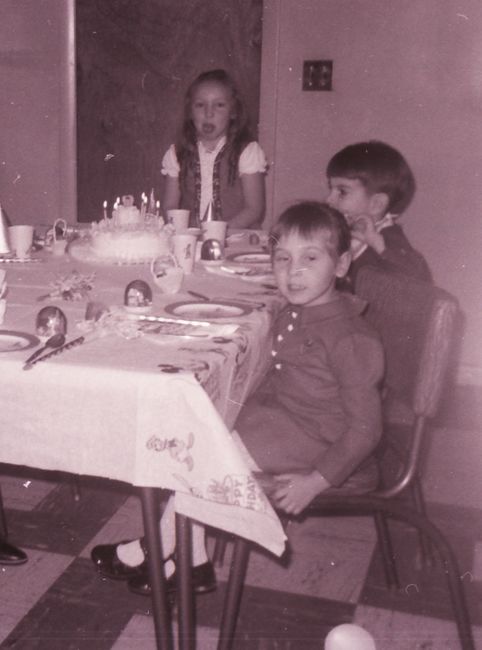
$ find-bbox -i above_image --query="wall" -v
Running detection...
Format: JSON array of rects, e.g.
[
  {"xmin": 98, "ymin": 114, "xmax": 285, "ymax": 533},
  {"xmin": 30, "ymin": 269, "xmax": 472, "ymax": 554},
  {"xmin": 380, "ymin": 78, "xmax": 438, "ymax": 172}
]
[
  {"xmin": 0, "ymin": 0, "xmax": 76, "ymax": 226},
  {"xmin": 259, "ymin": 0, "xmax": 482, "ymax": 379}
]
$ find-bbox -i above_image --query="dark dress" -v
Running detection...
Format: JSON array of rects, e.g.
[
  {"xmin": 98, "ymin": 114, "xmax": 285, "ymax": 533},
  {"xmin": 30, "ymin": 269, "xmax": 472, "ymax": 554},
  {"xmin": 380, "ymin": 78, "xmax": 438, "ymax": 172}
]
[{"xmin": 235, "ymin": 294, "xmax": 384, "ymax": 488}]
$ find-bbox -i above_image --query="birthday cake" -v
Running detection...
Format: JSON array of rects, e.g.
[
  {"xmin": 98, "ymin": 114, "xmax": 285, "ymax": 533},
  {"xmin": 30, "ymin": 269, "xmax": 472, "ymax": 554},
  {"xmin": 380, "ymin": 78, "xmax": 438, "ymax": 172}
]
[
  {"xmin": 70, "ymin": 194, "xmax": 171, "ymax": 264},
  {"xmin": 90, "ymin": 220, "xmax": 170, "ymax": 264},
  {"xmin": 112, "ymin": 204, "xmax": 142, "ymax": 227}
]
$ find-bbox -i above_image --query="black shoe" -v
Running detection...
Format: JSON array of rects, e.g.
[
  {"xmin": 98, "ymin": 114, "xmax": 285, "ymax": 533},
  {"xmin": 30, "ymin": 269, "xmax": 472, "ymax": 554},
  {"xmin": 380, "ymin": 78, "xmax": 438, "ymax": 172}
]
[
  {"xmin": 91, "ymin": 541, "xmax": 147, "ymax": 580},
  {"xmin": 0, "ymin": 539, "xmax": 28, "ymax": 565},
  {"xmin": 128, "ymin": 561, "xmax": 217, "ymax": 597}
]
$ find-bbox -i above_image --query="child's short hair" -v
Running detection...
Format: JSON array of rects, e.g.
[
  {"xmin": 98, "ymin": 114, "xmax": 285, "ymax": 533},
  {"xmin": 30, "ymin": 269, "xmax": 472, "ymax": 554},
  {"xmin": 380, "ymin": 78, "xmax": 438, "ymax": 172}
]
[
  {"xmin": 270, "ymin": 201, "xmax": 351, "ymax": 258},
  {"xmin": 326, "ymin": 140, "xmax": 416, "ymax": 214}
]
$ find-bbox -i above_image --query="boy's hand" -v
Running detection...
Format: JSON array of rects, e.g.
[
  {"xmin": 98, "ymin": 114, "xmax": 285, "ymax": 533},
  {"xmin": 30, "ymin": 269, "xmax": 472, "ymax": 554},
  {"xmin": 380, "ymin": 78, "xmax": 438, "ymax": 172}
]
[
  {"xmin": 351, "ymin": 215, "xmax": 386, "ymax": 254},
  {"xmin": 271, "ymin": 471, "xmax": 331, "ymax": 515}
]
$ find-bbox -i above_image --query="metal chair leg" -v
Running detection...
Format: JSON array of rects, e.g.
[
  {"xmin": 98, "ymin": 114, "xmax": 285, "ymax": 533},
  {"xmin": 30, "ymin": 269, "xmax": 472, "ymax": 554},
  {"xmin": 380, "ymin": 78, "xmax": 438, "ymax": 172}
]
[
  {"xmin": 374, "ymin": 511, "xmax": 399, "ymax": 590},
  {"xmin": 410, "ymin": 478, "xmax": 435, "ymax": 568},
  {"xmin": 217, "ymin": 537, "xmax": 250, "ymax": 650},
  {"xmin": 378, "ymin": 500, "xmax": 475, "ymax": 650}
]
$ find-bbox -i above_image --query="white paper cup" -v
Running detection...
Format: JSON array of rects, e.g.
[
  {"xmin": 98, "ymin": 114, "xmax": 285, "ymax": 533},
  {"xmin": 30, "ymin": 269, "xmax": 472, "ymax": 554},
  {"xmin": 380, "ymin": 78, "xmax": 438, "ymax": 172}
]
[
  {"xmin": 8, "ymin": 225, "xmax": 34, "ymax": 259},
  {"xmin": 172, "ymin": 232, "xmax": 198, "ymax": 274},
  {"xmin": 201, "ymin": 220, "xmax": 227, "ymax": 244},
  {"xmin": 166, "ymin": 209, "xmax": 190, "ymax": 231}
]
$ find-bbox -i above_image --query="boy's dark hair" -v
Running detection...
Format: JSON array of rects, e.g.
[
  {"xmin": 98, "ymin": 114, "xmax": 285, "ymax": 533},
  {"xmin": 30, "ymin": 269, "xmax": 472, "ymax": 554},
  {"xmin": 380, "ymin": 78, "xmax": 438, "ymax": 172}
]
[
  {"xmin": 326, "ymin": 140, "xmax": 416, "ymax": 214},
  {"xmin": 177, "ymin": 69, "xmax": 253, "ymax": 186},
  {"xmin": 270, "ymin": 201, "xmax": 351, "ymax": 258}
]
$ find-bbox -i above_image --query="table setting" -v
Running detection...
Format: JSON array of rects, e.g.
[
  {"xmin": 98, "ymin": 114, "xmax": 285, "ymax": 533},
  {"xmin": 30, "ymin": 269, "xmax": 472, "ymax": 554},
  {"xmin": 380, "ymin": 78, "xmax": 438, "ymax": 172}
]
[
  {"xmin": 0, "ymin": 218, "xmax": 287, "ymax": 554},
  {"xmin": 0, "ymin": 210, "xmax": 287, "ymax": 649}
]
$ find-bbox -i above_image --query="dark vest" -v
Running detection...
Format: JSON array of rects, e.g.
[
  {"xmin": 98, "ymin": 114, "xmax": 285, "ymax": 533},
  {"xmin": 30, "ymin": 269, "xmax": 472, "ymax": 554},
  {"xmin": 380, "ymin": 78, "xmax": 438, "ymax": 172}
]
[{"xmin": 179, "ymin": 143, "xmax": 246, "ymax": 227}]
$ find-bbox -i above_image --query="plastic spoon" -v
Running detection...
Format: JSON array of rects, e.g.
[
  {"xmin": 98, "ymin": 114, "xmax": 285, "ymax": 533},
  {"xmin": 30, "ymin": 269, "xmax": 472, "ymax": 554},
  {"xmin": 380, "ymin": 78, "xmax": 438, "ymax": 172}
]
[{"xmin": 23, "ymin": 332, "xmax": 66, "ymax": 369}]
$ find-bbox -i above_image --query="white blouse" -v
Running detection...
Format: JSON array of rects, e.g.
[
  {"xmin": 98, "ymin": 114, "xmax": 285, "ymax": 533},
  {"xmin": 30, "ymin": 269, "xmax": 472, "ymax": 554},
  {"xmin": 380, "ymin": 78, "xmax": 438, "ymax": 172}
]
[{"xmin": 161, "ymin": 138, "xmax": 267, "ymax": 221}]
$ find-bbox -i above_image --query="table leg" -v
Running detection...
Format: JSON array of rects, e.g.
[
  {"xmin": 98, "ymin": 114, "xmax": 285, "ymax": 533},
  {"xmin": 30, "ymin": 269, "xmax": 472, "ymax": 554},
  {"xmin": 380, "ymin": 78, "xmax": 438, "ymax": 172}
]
[
  {"xmin": 217, "ymin": 537, "xmax": 250, "ymax": 650},
  {"xmin": 140, "ymin": 487, "xmax": 173, "ymax": 650},
  {"xmin": 0, "ymin": 483, "xmax": 8, "ymax": 538},
  {"xmin": 175, "ymin": 513, "xmax": 195, "ymax": 650}
]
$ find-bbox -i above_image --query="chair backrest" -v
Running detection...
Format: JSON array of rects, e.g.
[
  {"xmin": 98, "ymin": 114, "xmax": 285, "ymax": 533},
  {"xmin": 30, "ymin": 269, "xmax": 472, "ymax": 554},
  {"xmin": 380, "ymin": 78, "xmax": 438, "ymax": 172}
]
[{"xmin": 355, "ymin": 267, "xmax": 459, "ymax": 419}]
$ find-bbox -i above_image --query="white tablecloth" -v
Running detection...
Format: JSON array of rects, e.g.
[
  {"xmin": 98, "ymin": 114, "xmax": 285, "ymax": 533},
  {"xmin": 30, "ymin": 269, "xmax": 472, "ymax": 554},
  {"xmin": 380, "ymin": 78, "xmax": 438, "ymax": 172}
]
[{"xmin": 0, "ymin": 248, "xmax": 287, "ymax": 556}]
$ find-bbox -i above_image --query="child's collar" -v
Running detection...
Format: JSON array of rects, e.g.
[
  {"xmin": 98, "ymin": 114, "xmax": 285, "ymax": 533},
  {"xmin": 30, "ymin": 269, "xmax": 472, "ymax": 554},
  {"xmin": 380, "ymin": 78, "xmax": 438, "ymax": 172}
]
[
  {"xmin": 198, "ymin": 136, "xmax": 227, "ymax": 155},
  {"xmin": 350, "ymin": 212, "xmax": 397, "ymax": 260},
  {"xmin": 375, "ymin": 212, "xmax": 397, "ymax": 232}
]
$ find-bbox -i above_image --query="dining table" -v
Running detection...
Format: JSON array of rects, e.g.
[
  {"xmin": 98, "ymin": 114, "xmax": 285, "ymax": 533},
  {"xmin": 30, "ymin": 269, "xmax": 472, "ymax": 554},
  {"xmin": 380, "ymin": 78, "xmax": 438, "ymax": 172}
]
[{"xmin": 0, "ymin": 227, "xmax": 287, "ymax": 650}]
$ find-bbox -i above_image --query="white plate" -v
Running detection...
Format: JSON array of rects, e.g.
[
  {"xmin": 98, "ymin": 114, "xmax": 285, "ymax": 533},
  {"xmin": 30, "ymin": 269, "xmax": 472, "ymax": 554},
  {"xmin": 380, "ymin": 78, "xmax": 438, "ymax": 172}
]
[
  {"xmin": 0, "ymin": 330, "xmax": 39, "ymax": 352},
  {"xmin": 164, "ymin": 301, "xmax": 251, "ymax": 319},
  {"xmin": 227, "ymin": 251, "xmax": 271, "ymax": 265}
]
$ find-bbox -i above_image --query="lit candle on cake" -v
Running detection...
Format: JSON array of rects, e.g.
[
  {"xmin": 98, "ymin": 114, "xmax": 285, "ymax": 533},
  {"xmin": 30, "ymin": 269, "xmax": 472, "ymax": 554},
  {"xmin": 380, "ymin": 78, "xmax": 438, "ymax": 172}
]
[
  {"xmin": 155, "ymin": 201, "xmax": 160, "ymax": 217},
  {"xmin": 148, "ymin": 188, "xmax": 155, "ymax": 214},
  {"xmin": 139, "ymin": 193, "xmax": 147, "ymax": 221},
  {"xmin": 103, "ymin": 201, "xmax": 108, "ymax": 220}
]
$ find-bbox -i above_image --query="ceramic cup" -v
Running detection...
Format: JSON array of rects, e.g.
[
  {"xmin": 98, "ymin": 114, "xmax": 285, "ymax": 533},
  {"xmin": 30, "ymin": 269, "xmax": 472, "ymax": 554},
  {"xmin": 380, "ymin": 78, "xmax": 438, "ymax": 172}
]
[
  {"xmin": 201, "ymin": 220, "xmax": 227, "ymax": 244},
  {"xmin": 166, "ymin": 209, "xmax": 190, "ymax": 231},
  {"xmin": 8, "ymin": 225, "xmax": 34, "ymax": 259},
  {"xmin": 172, "ymin": 232, "xmax": 198, "ymax": 274}
]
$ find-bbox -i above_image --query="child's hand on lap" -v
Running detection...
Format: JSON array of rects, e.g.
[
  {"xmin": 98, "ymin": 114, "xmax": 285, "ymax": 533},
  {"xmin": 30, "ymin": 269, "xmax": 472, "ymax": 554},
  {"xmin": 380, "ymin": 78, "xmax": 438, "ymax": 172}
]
[{"xmin": 272, "ymin": 471, "xmax": 331, "ymax": 515}]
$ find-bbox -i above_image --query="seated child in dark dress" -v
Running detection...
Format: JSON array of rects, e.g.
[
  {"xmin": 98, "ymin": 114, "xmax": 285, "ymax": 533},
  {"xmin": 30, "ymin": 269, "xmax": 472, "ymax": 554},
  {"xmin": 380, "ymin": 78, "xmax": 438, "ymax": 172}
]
[
  {"xmin": 90, "ymin": 201, "xmax": 384, "ymax": 593},
  {"xmin": 235, "ymin": 201, "xmax": 384, "ymax": 515},
  {"xmin": 325, "ymin": 140, "xmax": 431, "ymax": 291}
]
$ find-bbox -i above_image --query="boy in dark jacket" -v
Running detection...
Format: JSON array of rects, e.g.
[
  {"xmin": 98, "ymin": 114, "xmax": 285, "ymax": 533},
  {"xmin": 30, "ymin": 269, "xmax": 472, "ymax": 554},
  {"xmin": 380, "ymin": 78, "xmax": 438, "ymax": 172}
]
[{"xmin": 326, "ymin": 140, "xmax": 431, "ymax": 289}]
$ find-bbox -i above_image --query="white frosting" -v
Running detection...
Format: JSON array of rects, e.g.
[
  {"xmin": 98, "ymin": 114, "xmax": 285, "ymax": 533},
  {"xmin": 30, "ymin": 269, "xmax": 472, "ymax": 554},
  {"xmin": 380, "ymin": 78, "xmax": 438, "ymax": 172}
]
[
  {"xmin": 91, "ymin": 219, "xmax": 170, "ymax": 263},
  {"xmin": 112, "ymin": 205, "xmax": 141, "ymax": 227}
]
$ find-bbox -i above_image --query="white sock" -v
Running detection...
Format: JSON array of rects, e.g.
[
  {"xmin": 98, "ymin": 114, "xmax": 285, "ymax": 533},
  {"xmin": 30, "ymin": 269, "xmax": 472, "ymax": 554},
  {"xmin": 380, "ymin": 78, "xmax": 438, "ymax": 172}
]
[
  {"xmin": 116, "ymin": 498, "xmax": 208, "ymax": 570},
  {"xmin": 116, "ymin": 539, "xmax": 145, "ymax": 567},
  {"xmin": 191, "ymin": 522, "xmax": 208, "ymax": 567},
  {"xmin": 115, "ymin": 498, "xmax": 176, "ymax": 568}
]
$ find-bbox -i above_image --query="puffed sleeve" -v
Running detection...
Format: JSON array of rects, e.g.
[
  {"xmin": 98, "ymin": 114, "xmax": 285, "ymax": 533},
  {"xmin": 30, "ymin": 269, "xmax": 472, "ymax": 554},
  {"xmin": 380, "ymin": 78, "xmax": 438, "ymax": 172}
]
[
  {"xmin": 315, "ymin": 333, "xmax": 384, "ymax": 486},
  {"xmin": 161, "ymin": 144, "xmax": 180, "ymax": 178},
  {"xmin": 238, "ymin": 142, "xmax": 268, "ymax": 175}
]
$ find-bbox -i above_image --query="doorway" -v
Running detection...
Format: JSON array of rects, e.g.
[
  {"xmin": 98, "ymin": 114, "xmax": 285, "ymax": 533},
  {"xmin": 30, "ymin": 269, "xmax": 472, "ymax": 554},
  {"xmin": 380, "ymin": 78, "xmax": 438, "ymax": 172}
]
[{"xmin": 76, "ymin": 0, "xmax": 263, "ymax": 222}]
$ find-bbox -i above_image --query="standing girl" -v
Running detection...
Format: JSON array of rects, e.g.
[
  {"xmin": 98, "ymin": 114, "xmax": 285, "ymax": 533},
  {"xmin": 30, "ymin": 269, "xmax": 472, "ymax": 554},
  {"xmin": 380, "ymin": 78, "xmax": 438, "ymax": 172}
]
[{"xmin": 161, "ymin": 69, "xmax": 267, "ymax": 228}]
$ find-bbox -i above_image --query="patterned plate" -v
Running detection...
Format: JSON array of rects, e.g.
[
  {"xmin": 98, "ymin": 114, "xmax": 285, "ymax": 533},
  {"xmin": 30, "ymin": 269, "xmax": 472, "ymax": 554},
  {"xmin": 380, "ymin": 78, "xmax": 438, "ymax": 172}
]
[
  {"xmin": 164, "ymin": 301, "xmax": 252, "ymax": 320},
  {"xmin": 0, "ymin": 330, "xmax": 39, "ymax": 352}
]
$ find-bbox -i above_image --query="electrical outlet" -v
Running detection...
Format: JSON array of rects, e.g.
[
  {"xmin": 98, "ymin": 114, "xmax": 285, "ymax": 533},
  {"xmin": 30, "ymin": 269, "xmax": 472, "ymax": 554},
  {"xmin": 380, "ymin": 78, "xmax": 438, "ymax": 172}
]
[{"xmin": 302, "ymin": 60, "xmax": 333, "ymax": 91}]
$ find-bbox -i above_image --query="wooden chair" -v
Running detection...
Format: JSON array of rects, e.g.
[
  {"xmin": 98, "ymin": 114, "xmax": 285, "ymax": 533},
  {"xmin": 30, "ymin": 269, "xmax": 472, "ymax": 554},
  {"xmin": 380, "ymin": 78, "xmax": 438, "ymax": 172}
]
[{"xmin": 216, "ymin": 267, "xmax": 475, "ymax": 650}]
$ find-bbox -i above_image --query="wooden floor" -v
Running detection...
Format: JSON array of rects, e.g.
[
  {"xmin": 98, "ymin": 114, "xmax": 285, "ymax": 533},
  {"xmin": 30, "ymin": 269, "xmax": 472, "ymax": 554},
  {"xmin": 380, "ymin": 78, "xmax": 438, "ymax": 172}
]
[{"xmin": 1, "ymin": 421, "xmax": 481, "ymax": 649}]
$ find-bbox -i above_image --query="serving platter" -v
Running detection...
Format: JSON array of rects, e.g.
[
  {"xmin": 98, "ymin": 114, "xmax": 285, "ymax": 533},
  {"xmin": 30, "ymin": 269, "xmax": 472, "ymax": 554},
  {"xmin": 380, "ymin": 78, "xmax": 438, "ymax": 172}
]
[
  {"xmin": 0, "ymin": 330, "xmax": 39, "ymax": 352},
  {"xmin": 164, "ymin": 300, "xmax": 252, "ymax": 320}
]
